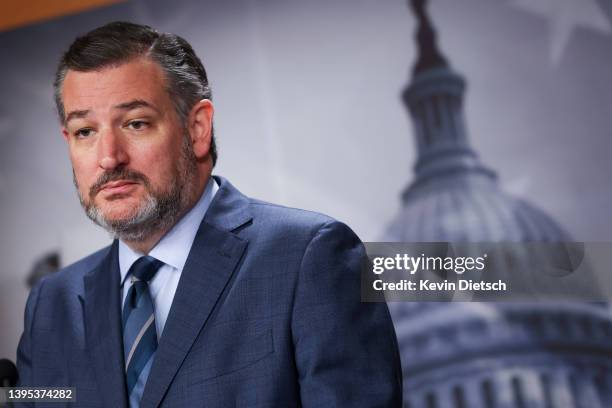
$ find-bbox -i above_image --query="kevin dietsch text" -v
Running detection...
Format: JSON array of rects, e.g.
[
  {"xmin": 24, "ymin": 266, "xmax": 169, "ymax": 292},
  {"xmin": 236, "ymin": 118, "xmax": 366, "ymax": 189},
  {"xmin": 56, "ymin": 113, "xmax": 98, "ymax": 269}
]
[
  {"xmin": 373, "ymin": 278, "xmax": 507, "ymax": 292},
  {"xmin": 370, "ymin": 253, "xmax": 507, "ymax": 293}
]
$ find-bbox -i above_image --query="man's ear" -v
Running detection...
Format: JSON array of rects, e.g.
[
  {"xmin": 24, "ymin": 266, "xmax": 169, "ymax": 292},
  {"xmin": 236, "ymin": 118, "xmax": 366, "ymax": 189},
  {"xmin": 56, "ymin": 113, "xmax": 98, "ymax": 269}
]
[
  {"xmin": 61, "ymin": 127, "xmax": 70, "ymax": 142},
  {"xmin": 188, "ymin": 99, "xmax": 214, "ymax": 160}
]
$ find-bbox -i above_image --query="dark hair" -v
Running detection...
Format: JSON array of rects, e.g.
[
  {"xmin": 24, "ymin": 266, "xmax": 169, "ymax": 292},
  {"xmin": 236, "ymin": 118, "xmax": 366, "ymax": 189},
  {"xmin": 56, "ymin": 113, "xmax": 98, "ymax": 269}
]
[{"xmin": 54, "ymin": 21, "xmax": 217, "ymax": 166}]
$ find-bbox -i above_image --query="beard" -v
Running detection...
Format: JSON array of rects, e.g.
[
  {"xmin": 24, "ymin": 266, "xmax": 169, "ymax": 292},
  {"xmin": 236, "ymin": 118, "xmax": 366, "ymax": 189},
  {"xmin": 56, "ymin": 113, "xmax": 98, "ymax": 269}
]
[{"xmin": 74, "ymin": 133, "xmax": 198, "ymax": 242}]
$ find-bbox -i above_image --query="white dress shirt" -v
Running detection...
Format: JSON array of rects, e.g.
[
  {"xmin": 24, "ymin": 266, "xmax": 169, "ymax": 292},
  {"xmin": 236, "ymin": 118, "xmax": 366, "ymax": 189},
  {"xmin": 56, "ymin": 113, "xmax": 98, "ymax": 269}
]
[{"xmin": 119, "ymin": 177, "xmax": 218, "ymax": 340}]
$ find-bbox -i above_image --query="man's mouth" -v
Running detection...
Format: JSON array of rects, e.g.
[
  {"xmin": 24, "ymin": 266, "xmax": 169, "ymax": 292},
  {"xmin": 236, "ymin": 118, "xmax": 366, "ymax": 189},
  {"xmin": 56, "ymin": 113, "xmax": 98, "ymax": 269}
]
[{"xmin": 99, "ymin": 180, "xmax": 138, "ymax": 195}]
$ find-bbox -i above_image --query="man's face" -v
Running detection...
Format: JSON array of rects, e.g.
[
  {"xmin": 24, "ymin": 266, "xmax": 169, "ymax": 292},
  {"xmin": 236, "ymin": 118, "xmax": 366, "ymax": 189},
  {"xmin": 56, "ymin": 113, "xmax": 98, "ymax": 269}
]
[{"xmin": 61, "ymin": 57, "xmax": 197, "ymax": 241}]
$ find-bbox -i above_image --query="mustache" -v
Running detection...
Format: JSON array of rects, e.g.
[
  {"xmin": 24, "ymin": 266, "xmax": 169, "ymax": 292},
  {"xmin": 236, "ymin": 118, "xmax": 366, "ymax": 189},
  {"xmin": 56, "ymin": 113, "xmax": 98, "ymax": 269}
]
[{"xmin": 89, "ymin": 167, "xmax": 149, "ymax": 198}]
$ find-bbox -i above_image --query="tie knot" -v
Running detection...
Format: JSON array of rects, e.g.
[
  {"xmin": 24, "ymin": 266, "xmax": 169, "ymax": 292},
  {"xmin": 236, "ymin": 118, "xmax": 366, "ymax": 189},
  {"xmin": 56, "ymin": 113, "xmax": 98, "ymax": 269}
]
[{"xmin": 129, "ymin": 256, "xmax": 164, "ymax": 283}]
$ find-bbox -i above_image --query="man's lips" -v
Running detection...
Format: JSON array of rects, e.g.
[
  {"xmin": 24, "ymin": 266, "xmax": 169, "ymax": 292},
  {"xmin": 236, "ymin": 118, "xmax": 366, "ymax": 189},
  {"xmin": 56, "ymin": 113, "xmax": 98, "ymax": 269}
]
[{"xmin": 99, "ymin": 180, "xmax": 138, "ymax": 195}]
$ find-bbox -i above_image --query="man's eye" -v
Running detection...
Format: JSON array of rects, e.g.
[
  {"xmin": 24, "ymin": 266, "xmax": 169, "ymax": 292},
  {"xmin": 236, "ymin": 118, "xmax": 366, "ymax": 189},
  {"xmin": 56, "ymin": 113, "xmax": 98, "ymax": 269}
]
[
  {"xmin": 126, "ymin": 120, "xmax": 148, "ymax": 130},
  {"xmin": 75, "ymin": 128, "xmax": 94, "ymax": 138}
]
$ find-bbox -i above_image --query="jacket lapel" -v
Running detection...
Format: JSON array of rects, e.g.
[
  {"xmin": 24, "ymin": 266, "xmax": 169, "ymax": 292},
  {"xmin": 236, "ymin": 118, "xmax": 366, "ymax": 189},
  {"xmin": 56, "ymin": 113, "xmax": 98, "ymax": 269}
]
[
  {"xmin": 140, "ymin": 176, "xmax": 252, "ymax": 408},
  {"xmin": 83, "ymin": 240, "xmax": 129, "ymax": 408}
]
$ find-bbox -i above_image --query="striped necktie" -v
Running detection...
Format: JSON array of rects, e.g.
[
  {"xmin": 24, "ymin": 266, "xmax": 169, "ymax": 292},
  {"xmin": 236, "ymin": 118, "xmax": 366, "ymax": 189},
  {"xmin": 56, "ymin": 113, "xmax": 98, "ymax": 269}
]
[{"xmin": 122, "ymin": 256, "xmax": 164, "ymax": 407}]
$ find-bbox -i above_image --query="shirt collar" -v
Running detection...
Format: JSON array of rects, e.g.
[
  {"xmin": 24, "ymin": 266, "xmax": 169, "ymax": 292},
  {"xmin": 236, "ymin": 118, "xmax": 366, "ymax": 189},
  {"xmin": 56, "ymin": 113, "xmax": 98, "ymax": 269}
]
[{"xmin": 119, "ymin": 177, "xmax": 218, "ymax": 286}]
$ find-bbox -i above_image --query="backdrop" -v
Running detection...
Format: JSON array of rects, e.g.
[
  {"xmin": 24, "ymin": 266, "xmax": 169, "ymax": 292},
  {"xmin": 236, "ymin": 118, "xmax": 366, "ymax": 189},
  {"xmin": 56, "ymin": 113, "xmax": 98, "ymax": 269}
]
[{"xmin": 1, "ymin": 0, "xmax": 611, "ymax": 367}]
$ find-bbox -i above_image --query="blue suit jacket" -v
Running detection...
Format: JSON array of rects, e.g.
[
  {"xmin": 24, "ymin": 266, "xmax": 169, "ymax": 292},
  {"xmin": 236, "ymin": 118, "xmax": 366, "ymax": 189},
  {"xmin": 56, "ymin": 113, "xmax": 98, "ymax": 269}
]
[{"xmin": 16, "ymin": 176, "xmax": 402, "ymax": 407}]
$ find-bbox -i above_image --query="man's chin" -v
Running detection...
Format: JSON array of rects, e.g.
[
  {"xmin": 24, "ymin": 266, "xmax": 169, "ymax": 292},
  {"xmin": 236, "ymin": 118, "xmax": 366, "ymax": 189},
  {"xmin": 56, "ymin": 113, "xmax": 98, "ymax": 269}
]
[
  {"xmin": 86, "ymin": 204, "xmax": 145, "ymax": 227},
  {"xmin": 89, "ymin": 211, "xmax": 152, "ymax": 241},
  {"xmin": 96, "ymin": 208, "xmax": 142, "ymax": 224}
]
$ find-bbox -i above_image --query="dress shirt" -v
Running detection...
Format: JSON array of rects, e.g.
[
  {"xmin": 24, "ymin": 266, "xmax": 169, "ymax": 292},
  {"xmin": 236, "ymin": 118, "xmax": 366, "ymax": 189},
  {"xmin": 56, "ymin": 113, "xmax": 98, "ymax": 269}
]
[{"xmin": 119, "ymin": 177, "xmax": 218, "ymax": 340}]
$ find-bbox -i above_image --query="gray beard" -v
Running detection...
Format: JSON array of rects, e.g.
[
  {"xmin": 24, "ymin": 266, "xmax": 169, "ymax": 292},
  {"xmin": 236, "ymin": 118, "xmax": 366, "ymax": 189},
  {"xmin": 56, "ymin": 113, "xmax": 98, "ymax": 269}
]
[
  {"xmin": 76, "ymin": 133, "xmax": 198, "ymax": 242},
  {"xmin": 83, "ymin": 182, "xmax": 184, "ymax": 242}
]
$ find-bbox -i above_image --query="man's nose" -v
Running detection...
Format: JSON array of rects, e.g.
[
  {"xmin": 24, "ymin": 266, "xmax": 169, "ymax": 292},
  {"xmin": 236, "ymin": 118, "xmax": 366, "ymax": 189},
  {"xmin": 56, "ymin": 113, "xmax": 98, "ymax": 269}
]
[{"xmin": 98, "ymin": 127, "xmax": 128, "ymax": 170}]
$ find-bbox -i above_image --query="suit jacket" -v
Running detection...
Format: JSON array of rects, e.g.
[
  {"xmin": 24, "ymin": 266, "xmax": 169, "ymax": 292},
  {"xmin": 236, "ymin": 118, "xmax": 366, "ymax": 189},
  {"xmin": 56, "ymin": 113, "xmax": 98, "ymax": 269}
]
[{"xmin": 16, "ymin": 176, "xmax": 402, "ymax": 407}]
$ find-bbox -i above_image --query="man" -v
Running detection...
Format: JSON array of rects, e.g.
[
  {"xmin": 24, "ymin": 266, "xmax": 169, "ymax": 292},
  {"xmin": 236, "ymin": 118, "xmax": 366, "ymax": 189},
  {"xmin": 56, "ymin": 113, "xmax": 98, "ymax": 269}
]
[{"xmin": 16, "ymin": 22, "xmax": 402, "ymax": 407}]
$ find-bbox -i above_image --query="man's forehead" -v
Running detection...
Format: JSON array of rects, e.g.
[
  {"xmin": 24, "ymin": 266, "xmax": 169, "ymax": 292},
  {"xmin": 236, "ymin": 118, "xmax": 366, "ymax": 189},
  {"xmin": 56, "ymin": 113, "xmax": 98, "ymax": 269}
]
[{"xmin": 62, "ymin": 58, "xmax": 168, "ymax": 112}]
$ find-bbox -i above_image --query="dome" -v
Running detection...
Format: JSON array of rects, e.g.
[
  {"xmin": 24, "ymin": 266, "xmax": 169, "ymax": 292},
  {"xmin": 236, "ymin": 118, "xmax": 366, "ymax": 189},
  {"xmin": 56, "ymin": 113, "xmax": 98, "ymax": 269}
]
[
  {"xmin": 385, "ymin": 170, "xmax": 571, "ymax": 243},
  {"xmin": 385, "ymin": 2, "xmax": 612, "ymax": 407}
]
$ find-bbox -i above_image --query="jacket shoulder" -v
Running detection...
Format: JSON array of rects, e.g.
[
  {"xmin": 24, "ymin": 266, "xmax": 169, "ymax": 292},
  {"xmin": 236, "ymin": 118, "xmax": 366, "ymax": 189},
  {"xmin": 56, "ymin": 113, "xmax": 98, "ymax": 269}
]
[
  {"xmin": 248, "ymin": 198, "xmax": 336, "ymax": 230},
  {"xmin": 244, "ymin": 197, "xmax": 362, "ymax": 248}
]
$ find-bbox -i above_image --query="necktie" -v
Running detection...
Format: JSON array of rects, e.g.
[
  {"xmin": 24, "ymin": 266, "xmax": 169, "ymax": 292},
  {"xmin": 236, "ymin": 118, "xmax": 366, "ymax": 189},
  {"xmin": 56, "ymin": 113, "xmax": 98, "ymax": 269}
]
[{"xmin": 122, "ymin": 256, "xmax": 164, "ymax": 407}]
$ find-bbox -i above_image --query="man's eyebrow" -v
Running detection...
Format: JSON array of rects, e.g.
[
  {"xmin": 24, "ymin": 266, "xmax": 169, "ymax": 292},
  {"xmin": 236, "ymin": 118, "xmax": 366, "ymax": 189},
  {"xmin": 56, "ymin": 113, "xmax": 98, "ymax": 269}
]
[
  {"xmin": 65, "ymin": 110, "xmax": 90, "ymax": 124},
  {"xmin": 114, "ymin": 99, "xmax": 159, "ymax": 113},
  {"xmin": 64, "ymin": 100, "xmax": 159, "ymax": 124}
]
